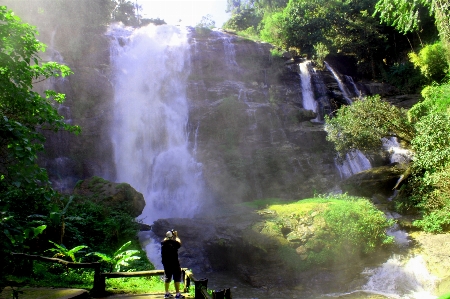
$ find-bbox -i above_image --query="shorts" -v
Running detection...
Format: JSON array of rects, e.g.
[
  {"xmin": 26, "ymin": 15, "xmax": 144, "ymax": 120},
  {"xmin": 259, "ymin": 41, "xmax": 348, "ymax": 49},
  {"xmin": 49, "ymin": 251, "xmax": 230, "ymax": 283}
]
[{"xmin": 163, "ymin": 264, "xmax": 182, "ymax": 283}]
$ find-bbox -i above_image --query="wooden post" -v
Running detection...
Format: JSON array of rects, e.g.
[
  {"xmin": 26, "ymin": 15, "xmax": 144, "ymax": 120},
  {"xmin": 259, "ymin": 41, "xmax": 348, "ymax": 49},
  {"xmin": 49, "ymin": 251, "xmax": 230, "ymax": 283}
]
[
  {"xmin": 195, "ymin": 278, "xmax": 208, "ymax": 299},
  {"xmin": 213, "ymin": 289, "xmax": 224, "ymax": 299},
  {"xmin": 91, "ymin": 263, "xmax": 105, "ymax": 296},
  {"xmin": 183, "ymin": 270, "xmax": 191, "ymax": 292},
  {"xmin": 224, "ymin": 288, "xmax": 232, "ymax": 299}
]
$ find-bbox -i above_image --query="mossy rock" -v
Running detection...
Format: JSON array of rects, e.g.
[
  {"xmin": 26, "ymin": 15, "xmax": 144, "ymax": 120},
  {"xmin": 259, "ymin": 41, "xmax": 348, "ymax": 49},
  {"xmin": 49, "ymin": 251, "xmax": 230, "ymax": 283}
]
[
  {"xmin": 73, "ymin": 176, "xmax": 145, "ymax": 217},
  {"xmin": 340, "ymin": 164, "xmax": 406, "ymax": 198}
]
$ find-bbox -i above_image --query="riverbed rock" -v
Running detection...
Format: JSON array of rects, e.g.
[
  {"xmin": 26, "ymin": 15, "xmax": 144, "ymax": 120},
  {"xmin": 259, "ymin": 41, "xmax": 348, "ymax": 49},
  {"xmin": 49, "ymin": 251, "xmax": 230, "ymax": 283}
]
[
  {"xmin": 73, "ymin": 176, "xmax": 145, "ymax": 217},
  {"xmin": 410, "ymin": 232, "xmax": 450, "ymax": 297},
  {"xmin": 340, "ymin": 164, "xmax": 407, "ymax": 198},
  {"xmin": 151, "ymin": 202, "xmax": 388, "ymax": 295}
]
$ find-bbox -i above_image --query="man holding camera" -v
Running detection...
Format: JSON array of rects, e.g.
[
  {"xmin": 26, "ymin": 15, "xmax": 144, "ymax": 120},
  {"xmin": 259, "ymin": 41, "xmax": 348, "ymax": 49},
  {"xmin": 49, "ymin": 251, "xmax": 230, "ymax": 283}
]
[{"xmin": 161, "ymin": 229, "xmax": 184, "ymax": 299}]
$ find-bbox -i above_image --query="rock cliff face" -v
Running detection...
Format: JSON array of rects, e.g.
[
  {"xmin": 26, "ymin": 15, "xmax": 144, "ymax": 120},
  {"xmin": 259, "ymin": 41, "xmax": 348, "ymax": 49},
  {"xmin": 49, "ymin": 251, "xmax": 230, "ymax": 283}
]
[{"xmin": 186, "ymin": 29, "xmax": 341, "ymax": 203}]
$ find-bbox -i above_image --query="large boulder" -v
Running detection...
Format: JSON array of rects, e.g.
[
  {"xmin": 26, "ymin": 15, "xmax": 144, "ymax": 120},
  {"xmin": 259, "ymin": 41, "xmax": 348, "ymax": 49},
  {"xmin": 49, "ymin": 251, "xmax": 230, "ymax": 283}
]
[
  {"xmin": 150, "ymin": 200, "xmax": 390, "ymax": 294},
  {"xmin": 73, "ymin": 176, "xmax": 145, "ymax": 217},
  {"xmin": 340, "ymin": 164, "xmax": 407, "ymax": 198}
]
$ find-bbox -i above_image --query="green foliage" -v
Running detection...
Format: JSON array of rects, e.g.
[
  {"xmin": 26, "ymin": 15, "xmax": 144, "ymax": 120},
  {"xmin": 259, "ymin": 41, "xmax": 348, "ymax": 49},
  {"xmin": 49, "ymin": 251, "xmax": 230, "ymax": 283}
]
[
  {"xmin": 408, "ymin": 41, "xmax": 449, "ymax": 82},
  {"xmin": 0, "ymin": 6, "xmax": 79, "ymax": 290},
  {"xmin": 374, "ymin": 0, "xmax": 431, "ymax": 34},
  {"xmin": 414, "ymin": 206, "xmax": 450, "ymax": 232},
  {"xmin": 313, "ymin": 42, "xmax": 329, "ymax": 67},
  {"xmin": 259, "ymin": 0, "xmax": 388, "ymax": 75},
  {"xmin": 87, "ymin": 241, "xmax": 141, "ymax": 272},
  {"xmin": 223, "ymin": 8, "xmax": 261, "ymax": 32},
  {"xmin": 409, "ymin": 83, "xmax": 450, "ymax": 123},
  {"xmin": 384, "ymin": 62, "xmax": 426, "ymax": 94},
  {"xmin": 411, "ymin": 113, "xmax": 450, "ymax": 172},
  {"xmin": 196, "ymin": 14, "xmax": 216, "ymax": 29},
  {"xmin": 317, "ymin": 195, "xmax": 395, "ymax": 255},
  {"xmin": 12, "ymin": 261, "xmax": 163, "ymax": 292},
  {"xmin": 269, "ymin": 48, "xmax": 284, "ymax": 58},
  {"xmin": 259, "ymin": 10, "xmax": 286, "ymax": 48},
  {"xmin": 105, "ymin": 276, "xmax": 165, "ymax": 294},
  {"xmin": 112, "ymin": 0, "xmax": 139, "ymax": 26},
  {"xmin": 63, "ymin": 198, "xmax": 139, "ymax": 252},
  {"xmin": 325, "ymin": 95, "xmax": 415, "ymax": 156},
  {"xmin": 408, "ymin": 112, "xmax": 450, "ymax": 221},
  {"xmin": 437, "ymin": 292, "xmax": 450, "ymax": 299},
  {"xmin": 255, "ymin": 195, "xmax": 394, "ymax": 270},
  {"xmin": 46, "ymin": 241, "xmax": 88, "ymax": 263}
]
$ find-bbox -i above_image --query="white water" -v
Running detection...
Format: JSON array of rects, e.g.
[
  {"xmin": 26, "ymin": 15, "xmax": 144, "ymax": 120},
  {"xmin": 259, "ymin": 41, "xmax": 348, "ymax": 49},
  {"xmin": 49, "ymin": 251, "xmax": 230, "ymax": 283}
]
[
  {"xmin": 108, "ymin": 23, "xmax": 204, "ymax": 223},
  {"xmin": 324, "ymin": 61, "xmax": 354, "ymax": 104},
  {"xmin": 361, "ymin": 255, "xmax": 438, "ymax": 299},
  {"xmin": 382, "ymin": 137, "xmax": 413, "ymax": 164},
  {"xmin": 299, "ymin": 61, "xmax": 319, "ymax": 121},
  {"xmin": 335, "ymin": 150, "xmax": 372, "ymax": 179}
]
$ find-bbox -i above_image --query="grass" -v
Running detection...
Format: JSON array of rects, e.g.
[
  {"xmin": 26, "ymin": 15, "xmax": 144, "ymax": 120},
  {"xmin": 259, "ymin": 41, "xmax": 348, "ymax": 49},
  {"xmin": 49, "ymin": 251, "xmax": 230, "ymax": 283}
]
[
  {"xmin": 241, "ymin": 194, "xmax": 394, "ymax": 270},
  {"xmin": 8, "ymin": 262, "xmax": 169, "ymax": 294},
  {"xmin": 105, "ymin": 276, "xmax": 167, "ymax": 294}
]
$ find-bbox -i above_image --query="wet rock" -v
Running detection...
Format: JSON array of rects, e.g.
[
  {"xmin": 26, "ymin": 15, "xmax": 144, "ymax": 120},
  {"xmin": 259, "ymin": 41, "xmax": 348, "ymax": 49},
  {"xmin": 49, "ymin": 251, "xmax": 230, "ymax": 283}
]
[
  {"xmin": 340, "ymin": 164, "xmax": 407, "ymax": 198},
  {"xmin": 73, "ymin": 176, "xmax": 145, "ymax": 217}
]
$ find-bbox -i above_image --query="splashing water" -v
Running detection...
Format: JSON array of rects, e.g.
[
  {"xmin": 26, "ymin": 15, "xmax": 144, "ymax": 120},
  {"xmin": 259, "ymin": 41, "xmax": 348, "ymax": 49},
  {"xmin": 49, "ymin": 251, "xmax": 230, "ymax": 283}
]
[
  {"xmin": 362, "ymin": 255, "xmax": 438, "ymax": 299},
  {"xmin": 324, "ymin": 61, "xmax": 354, "ymax": 104},
  {"xmin": 108, "ymin": 23, "xmax": 204, "ymax": 224},
  {"xmin": 335, "ymin": 150, "xmax": 372, "ymax": 179}
]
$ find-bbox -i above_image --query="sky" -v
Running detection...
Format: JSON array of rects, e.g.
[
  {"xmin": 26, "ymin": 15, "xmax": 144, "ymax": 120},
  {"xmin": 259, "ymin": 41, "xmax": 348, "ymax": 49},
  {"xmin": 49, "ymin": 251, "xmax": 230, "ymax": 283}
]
[{"xmin": 137, "ymin": 0, "xmax": 230, "ymax": 28}]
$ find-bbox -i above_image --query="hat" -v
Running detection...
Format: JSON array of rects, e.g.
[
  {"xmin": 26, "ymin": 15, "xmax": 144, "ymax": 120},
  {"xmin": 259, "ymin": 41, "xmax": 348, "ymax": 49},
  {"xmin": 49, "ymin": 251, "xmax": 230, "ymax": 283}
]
[{"xmin": 166, "ymin": 231, "xmax": 173, "ymax": 238}]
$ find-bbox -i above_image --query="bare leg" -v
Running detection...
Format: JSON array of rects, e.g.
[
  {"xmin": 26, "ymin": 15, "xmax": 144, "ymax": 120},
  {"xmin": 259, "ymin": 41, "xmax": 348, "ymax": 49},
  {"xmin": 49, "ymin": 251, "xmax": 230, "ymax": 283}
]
[
  {"xmin": 165, "ymin": 282, "xmax": 170, "ymax": 293},
  {"xmin": 175, "ymin": 282, "xmax": 180, "ymax": 293}
]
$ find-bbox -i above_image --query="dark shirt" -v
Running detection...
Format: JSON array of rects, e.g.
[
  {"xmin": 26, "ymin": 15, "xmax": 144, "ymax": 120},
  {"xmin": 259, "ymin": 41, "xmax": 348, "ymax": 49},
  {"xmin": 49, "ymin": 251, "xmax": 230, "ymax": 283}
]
[{"xmin": 161, "ymin": 238, "xmax": 181, "ymax": 266}]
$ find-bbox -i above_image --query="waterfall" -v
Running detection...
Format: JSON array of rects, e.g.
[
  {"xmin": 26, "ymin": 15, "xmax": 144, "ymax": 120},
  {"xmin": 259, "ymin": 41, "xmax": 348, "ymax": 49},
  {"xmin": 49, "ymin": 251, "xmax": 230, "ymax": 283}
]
[
  {"xmin": 299, "ymin": 61, "xmax": 319, "ymax": 121},
  {"xmin": 382, "ymin": 137, "xmax": 413, "ymax": 164},
  {"xmin": 108, "ymin": 23, "xmax": 204, "ymax": 223},
  {"xmin": 221, "ymin": 34, "xmax": 239, "ymax": 68},
  {"xmin": 362, "ymin": 255, "xmax": 438, "ymax": 299},
  {"xmin": 345, "ymin": 74, "xmax": 362, "ymax": 98},
  {"xmin": 335, "ymin": 150, "xmax": 372, "ymax": 179},
  {"xmin": 324, "ymin": 61, "xmax": 354, "ymax": 104}
]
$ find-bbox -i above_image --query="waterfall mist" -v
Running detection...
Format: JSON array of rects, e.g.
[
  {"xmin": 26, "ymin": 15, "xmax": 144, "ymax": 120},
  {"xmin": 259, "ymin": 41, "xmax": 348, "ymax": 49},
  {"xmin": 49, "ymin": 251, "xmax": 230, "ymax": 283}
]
[{"xmin": 108, "ymin": 24, "xmax": 205, "ymax": 223}]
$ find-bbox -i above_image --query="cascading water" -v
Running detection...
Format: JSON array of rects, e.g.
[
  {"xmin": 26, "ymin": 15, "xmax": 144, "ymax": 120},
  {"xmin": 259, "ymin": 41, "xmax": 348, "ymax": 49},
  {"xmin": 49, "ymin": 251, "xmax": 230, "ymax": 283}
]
[
  {"xmin": 382, "ymin": 137, "xmax": 413, "ymax": 164},
  {"xmin": 324, "ymin": 61, "xmax": 354, "ymax": 104},
  {"xmin": 361, "ymin": 255, "xmax": 438, "ymax": 299},
  {"xmin": 335, "ymin": 150, "xmax": 372, "ymax": 179},
  {"xmin": 299, "ymin": 61, "xmax": 319, "ymax": 122},
  {"xmin": 108, "ymin": 23, "xmax": 204, "ymax": 223}
]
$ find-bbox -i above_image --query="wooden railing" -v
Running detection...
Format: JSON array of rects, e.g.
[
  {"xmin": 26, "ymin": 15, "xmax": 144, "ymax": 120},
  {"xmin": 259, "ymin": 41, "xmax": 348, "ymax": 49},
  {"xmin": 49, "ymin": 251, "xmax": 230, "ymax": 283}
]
[
  {"xmin": 11, "ymin": 253, "xmax": 232, "ymax": 298},
  {"xmin": 184, "ymin": 269, "xmax": 231, "ymax": 299}
]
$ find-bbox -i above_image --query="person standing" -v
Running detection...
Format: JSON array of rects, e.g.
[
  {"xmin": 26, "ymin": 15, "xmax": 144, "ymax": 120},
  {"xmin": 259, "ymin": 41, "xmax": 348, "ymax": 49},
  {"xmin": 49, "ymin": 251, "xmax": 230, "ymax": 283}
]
[{"xmin": 161, "ymin": 229, "xmax": 184, "ymax": 299}]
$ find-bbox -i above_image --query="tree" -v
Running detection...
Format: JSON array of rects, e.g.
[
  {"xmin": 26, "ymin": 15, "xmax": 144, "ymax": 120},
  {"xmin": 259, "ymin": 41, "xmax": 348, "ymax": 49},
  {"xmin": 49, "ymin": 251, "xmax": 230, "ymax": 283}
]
[
  {"xmin": 197, "ymin": 14, "xmax": 216, "ymax": 29},
  {"xmin": 324, "ymin": 95, "xmax": 415, "ymax": 157},
  {"xmin": 374, "ymin": 0, "xmax": 450, "ymax": 60},
  {"xmin": 0, "ymin": 5, "xmax": 79, "ymax": 288}
]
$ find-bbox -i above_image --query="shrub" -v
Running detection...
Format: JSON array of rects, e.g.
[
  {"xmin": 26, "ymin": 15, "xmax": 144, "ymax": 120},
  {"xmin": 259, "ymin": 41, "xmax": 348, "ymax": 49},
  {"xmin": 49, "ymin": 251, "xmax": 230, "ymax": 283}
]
[
  {"xmin": 254, "ymin": 195, "xmax": 394, "ymax": 270},
  {"xmin": 408, "ymin": 41, "xmax": 449, "ymax": 83},
  {"xmin": 408, "ymin": 82, "xmax": 450, "ymax": 122}
]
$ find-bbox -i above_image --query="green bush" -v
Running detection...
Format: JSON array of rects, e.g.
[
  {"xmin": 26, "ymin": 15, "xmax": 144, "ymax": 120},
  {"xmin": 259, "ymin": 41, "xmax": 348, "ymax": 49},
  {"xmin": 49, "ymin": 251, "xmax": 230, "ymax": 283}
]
[
  {"xmin": 316, "ymin": 195, "xmax": 395, "ymax": 255},
  {"xmin": 254, "ymin": 195, "xmax": 394, "ymax": 269},
  {"xmin": 414, "ymin": 206, "xmax": 450, "ymax": 233},
  {"xmin": 408, "ymin": 41, "xmax": 449, "ymax": 83},
  {"xmin": 385, "ymin": 62, "xmax": 425, "ymax": 94},
  {"xmin": 411, "ymin": 113, "xmax": 450, "ymax": 172},
  {"xmin": 409, "ymin": 83, "xmax": 450, "ymax": 122},
  {"xmin": 438, "ymin": 292, "xmax": 450, "ymax": 299}
]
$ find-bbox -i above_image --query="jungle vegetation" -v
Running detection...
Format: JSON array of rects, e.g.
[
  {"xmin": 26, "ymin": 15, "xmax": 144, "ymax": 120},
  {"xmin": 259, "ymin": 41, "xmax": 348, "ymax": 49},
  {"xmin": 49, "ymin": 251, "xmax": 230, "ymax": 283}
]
[
  {"xmin": 1, "ymin": 0, "xmax": 450, "ymax": 295},
  {"xmin": 0, "ymin": 1, "xmax": 155, "ymax": 294},
  {"xmin": 225, "ymin": 0, "xmax": 450, "ymax": 231}
]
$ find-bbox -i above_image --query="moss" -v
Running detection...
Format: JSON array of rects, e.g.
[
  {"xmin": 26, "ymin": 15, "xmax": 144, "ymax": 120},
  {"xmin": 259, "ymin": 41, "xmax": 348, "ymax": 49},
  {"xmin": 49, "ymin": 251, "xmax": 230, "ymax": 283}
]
[{"xmin": 247, "ymin": 195, "xmax": 393, "ymax": 269}]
